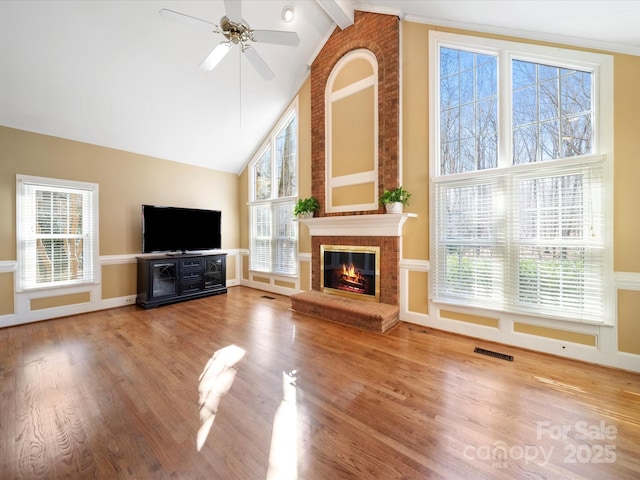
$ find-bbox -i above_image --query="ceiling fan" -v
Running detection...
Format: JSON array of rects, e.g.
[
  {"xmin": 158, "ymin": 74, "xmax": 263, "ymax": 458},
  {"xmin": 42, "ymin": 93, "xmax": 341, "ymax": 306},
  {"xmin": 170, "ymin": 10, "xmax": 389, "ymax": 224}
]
[{"xmin": 160, "ymin": 0, "xmax": 300, "ymax": 80}]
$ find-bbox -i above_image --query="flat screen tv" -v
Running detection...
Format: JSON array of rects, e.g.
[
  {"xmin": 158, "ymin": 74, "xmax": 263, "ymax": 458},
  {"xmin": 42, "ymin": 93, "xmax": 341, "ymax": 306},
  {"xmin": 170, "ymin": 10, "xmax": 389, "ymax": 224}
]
[{"xmin": 142, "ymin": 205, "xmax": 222, "ymax": 253}]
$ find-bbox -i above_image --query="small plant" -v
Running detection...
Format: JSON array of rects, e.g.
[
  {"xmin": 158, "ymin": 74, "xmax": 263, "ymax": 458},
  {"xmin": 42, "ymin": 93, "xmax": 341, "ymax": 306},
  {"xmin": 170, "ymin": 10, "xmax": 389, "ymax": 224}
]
[
  {"xmin": 380, "ymin": 186, "xmax": 411, "ymax": 206},
  {"xmin": 293, "ymin": 197, "xmax": 320, "ymax": 217}
]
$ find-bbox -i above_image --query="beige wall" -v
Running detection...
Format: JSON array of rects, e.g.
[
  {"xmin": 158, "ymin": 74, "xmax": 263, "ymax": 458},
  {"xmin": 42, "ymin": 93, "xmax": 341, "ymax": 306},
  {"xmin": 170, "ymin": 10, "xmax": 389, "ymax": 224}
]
[
  {"xmin": 31, "ymin": 292, "xmax": 91, "ymax": 311},
  {"xmin": 332, "ymin": 57, "xmax": 374, "ymax": 91},
  {"xmin": 0, "ymin": 273, "xmax": 14, "ymax": 315},
  {"xmin": 102, "ymin": 263, "xmax": 137, "ymax": 299},
  {"xmin": 238, "ymin": 168, "xmax": 249, "ymax": 250},
  {"xmin": 408, "ymin": 271, "xmax": 428, "ymax": 315},
  {"xmin": 513, "ymin": 323, "xmax": 597, "ymax": 347},
  {"xmin": 401, "ymin": 21, "xmax": 430, "ymax": 261},
  {"xmin": 441, "ymin": 309, "xmax": 499, "ymax": 329},
  {"xmin": 331, "ymin": 88, "xmax": 375, "ymax": 178},
  {"xmin": 612, "ymin": 54, "xmax": 640, "ymax": 272},
  {"xmin": 617, "ymin": 290, "xmax": 640, "ymax": 355},
  {"xmin": 1, "ymin": 125, "xmax": 239, "ymax": 313},
  {"xmin": 298, "ymin": 77, "xmax": 312, "ymax": 255}
]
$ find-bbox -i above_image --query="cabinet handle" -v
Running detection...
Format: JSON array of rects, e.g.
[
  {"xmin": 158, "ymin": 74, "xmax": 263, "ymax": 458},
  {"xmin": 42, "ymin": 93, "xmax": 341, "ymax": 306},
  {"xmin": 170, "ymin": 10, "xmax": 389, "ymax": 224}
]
[{"xmin": 154, "ymin": 263, "xmax": 174, "ymax": 268}]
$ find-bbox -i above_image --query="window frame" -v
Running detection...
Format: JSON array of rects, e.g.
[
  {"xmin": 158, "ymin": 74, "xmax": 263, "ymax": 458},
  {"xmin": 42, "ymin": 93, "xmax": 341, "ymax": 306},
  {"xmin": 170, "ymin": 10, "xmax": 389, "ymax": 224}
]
[
  {"xmin": 248, "ymin": 99, "xmax": 298, "ymax": 276},
  {"xmin": 428, "ymin": 31, "xmax": 614, "ymax": 326},
  {"xmin": 16, "ymin": 174, "xmax": 100, "ymax": 292}
]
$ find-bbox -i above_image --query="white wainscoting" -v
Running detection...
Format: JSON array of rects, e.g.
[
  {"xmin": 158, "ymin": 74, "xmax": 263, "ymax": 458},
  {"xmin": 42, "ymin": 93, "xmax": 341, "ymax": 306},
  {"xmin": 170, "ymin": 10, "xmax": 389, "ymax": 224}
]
[
  {"xmin": 0, "ymin": 250, "xmax": 241, "ymax": 328},
  {"xmin": 0, "ymin": 260, "xmax": 16, "ymax": 273},
  {"xmin": 398, "ymin": 259, "xmax": 640, "ymax": 373},
  {"xmin": 239, "ymin": 249, "xmax": 304, "ymax": 296}
]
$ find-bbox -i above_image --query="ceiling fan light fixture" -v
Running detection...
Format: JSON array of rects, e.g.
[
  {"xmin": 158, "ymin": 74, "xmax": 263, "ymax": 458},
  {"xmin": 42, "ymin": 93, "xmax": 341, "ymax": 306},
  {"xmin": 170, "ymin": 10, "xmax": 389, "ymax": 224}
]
[
  {"xmin": 162, "ymin": 2, "xmax": 300, "ymax": 79},
  {"xmin": 200, "ymin": 42, "xmax": 232, "ymax": 71},
  {"xmin": 281, "ymin": 5, "xmax": 295, "ymax": 23}
]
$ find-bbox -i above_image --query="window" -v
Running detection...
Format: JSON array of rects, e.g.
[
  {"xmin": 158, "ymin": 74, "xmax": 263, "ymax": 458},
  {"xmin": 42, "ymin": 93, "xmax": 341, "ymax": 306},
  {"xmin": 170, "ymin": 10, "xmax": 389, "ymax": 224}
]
[
  {"xmin": 249, "ymin": 105, "xmax": 298, "ymax": 275},
  {"xmin": 430, "ymin": 32, "xmax": 613, "ymax": 324},
  {"xmin": 17, "ymin": 175, "xmax": 99, "ymax": 291}
]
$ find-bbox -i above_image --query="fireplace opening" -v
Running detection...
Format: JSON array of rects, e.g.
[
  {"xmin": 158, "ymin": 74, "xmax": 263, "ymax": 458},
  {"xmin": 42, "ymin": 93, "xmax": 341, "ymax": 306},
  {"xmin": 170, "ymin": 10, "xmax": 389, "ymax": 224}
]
[{"xmin": 320, "ymin": 245, "xmax": 380, "ymax": 302}]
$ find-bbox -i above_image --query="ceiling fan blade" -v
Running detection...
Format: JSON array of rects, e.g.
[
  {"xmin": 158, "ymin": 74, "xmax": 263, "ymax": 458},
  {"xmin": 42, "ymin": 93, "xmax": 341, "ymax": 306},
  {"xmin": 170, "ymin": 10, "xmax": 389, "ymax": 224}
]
[
  {"xmin": 252, "ymin": 30, "xmax": 300, "ymax": 47},
  {"xmin": 224, "ymin": 0, "xmax": 242, "ymax": 24},
  {"xmin": 242, "ymin": 46, "xmax": 275, "ymax": 81},
  {"xmin": 200, "ymin": 43, "xmax": 232, "ymax": 71},
  {"xmin": 159, "ymin": 9, "xmax": 218, "ymax": 32}
]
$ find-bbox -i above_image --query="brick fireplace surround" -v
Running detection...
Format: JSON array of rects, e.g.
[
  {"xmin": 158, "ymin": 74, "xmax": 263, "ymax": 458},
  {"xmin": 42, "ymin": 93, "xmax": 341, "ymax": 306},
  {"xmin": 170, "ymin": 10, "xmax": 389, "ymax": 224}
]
[
  {"xmin": 312, "ymin": 236, "xmax": 399, "ymax": 306},
  {"xmin": 291, "ymin": 11, "xmax": 402, "ymax": 332}
]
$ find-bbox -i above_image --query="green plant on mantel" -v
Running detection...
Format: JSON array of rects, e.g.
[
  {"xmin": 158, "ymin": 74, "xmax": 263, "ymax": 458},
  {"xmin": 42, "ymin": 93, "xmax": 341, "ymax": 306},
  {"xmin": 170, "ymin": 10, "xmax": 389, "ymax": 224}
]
[
  {"xmin": 293, "ymin": 197, "xmax": 320, "ymax": 217},
  {"xmin": 380, "ymin": 186, "xmax": 411, "ymax": 206}
]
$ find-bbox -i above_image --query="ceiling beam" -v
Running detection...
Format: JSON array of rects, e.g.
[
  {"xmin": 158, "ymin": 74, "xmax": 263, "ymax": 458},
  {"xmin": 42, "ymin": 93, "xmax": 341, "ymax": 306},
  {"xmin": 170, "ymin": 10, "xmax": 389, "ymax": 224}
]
[{"xmin": 316, "ymin": 0, "xmax": 355, "ymax": 30}]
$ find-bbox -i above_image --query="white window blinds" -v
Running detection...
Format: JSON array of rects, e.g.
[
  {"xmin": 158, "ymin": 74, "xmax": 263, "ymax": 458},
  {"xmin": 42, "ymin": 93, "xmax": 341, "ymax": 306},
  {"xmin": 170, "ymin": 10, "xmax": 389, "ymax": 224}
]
[
  {"xmin": 17, "ymin": 175, "xmax": 98, "ymax": 290},
  {"xmin": 250, "ymin": 203, "xmax": 272, "ymax": 271},
  {"xmin": 507, "ymin": 160, "xmax": 605, "ymax": 320},
  {"xmin": 431, "ymin": 33, "xmax": 612, "ymax": 324},
  {"xmin": 250, "ymin": 199, "xmax": 297, "ymax": 275},
  {"xmin": 433, "ymin": 157, "xmax": 606, "ymax": 322}
]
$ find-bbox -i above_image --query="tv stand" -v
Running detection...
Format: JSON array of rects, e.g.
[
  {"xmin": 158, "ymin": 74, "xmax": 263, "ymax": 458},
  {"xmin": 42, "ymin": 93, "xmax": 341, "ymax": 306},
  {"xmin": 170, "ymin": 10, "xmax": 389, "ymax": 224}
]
[{"xmin": 136, "ymin": 253, "xmax": 227, "ymax": 309}]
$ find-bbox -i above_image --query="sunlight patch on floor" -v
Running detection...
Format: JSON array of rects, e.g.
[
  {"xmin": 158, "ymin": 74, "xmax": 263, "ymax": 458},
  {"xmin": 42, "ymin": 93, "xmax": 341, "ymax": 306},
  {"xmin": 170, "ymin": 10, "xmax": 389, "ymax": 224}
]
[
  {"xmin": 266, "ymin": 370, "xmax": 298, "ymax": 480},
  {"xmin": 534, "ymin": 376, "xmax": 585, "ymax": 393},
  {"xmin": 197, "ymin": 344, "xmax": 246, "ymax": 451}
]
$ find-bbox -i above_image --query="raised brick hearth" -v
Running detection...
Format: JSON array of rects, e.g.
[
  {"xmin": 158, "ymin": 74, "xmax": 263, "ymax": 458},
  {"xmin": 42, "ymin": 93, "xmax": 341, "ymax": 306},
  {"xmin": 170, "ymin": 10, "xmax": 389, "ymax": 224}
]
[{"xmin": 291, "ymin": 290, "xmax": 399, "ymax": 334}]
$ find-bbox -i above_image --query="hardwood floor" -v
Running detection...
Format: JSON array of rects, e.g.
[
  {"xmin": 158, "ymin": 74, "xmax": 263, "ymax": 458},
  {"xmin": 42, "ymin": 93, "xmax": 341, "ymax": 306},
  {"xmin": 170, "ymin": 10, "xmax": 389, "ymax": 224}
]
[{"xmin": 1, "ymin": 286, "xmax": 639, "ymax": 479}]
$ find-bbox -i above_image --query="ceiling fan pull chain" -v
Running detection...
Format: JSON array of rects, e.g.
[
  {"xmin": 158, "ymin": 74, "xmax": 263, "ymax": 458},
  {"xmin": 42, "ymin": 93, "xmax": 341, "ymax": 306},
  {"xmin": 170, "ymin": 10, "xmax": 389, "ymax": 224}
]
[{"xmin": 239, "ymin": 46, "xmax": 242, "ymax": 128}]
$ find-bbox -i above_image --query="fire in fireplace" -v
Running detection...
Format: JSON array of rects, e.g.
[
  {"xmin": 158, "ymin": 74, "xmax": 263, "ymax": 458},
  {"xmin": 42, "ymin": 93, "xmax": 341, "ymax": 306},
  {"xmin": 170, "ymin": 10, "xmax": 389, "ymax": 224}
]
[{"xmin": 320, "ymin": 245, "xmax": 380, "ymax": 302}]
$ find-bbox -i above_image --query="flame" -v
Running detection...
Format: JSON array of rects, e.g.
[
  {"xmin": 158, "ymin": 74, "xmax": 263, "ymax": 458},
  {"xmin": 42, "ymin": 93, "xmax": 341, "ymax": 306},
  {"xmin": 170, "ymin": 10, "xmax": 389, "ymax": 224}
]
[
  {"xmin": 342, "ymin": 263, "xmax": 357, "ymax": 279},
  {"xmin": 341, "ymin": 264, "xmax": 365, "ymax": 284}
]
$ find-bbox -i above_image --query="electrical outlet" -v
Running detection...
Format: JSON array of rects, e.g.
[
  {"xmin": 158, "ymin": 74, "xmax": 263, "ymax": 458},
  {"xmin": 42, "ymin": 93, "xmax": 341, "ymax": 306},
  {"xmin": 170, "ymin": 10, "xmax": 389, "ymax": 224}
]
[{"xmin": 124, "ymin": 297, "xmax": 136, "ymax": 305}]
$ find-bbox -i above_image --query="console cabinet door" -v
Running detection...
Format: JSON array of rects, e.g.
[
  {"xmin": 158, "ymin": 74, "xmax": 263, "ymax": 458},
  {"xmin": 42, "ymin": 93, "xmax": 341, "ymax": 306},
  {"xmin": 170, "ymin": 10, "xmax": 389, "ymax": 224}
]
[
  {"xmin": 149, "ymin": 260, "xmax": 179, "ymax": 299},
  {"xmin": 204, "ymin": 255, "xmax": 226, "ymax": 290}
]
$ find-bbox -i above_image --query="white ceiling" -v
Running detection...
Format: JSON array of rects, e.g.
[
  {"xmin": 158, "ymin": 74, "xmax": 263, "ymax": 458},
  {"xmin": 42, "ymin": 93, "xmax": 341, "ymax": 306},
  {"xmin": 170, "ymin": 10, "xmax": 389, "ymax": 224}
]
[{"xmin": 2, "ymin": 1, "xmax": 639, "ymax": 174}]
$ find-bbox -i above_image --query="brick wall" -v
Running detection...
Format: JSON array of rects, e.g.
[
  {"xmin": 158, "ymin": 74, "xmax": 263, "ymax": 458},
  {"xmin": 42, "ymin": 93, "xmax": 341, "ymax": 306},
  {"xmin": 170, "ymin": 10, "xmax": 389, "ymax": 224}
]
[
  {"xmin": 310, "ymin": 11, "xmax": 400, "ymax": 216},
  {"xmin": 308, "ymin": 11, "xmax": 401, "ymax": 306}
]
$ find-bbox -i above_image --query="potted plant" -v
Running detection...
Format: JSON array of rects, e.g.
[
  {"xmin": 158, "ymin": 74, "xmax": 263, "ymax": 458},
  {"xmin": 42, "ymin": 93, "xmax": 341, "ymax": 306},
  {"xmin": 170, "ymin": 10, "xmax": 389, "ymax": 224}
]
[
  {"xmin": 380, "ymin": 186, "xmax": 411, "ymax": 213},
  {"xmin": 293, "ymin": 197, "xmax": 320, "ymax": 219}
]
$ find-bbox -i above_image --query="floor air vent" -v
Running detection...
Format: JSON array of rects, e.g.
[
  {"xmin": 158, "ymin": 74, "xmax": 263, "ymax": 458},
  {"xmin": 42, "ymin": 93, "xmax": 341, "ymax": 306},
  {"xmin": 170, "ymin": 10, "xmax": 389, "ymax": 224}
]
[
  {"xmin": 261, "ymin": 295, "xmax": 275, "ymax": 300},
  {"xmin": 474, "ymin": 347, "xmax": 514, "ymax": 362}
]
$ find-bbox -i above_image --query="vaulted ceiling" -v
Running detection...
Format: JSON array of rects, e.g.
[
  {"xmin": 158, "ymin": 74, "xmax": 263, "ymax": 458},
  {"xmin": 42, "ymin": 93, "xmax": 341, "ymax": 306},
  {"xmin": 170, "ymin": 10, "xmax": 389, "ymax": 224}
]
[{"xmin": 1, "ymin": 1, "xmax": 639, "ymax": 174}]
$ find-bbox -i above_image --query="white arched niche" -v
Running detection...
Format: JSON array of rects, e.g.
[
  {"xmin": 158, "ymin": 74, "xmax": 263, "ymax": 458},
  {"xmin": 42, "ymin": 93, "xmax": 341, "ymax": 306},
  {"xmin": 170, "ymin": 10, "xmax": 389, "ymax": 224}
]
[{"xmin": 325, "ymin": 49, "xmax": 379, "ymax": 213}]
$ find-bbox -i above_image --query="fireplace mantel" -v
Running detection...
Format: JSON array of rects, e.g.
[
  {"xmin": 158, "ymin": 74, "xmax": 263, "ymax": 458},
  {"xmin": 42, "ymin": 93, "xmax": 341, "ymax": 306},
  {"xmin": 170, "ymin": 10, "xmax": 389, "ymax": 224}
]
[{"xmin": 299, "ymin": 213, "xmax": 416, "ymax": 237}]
